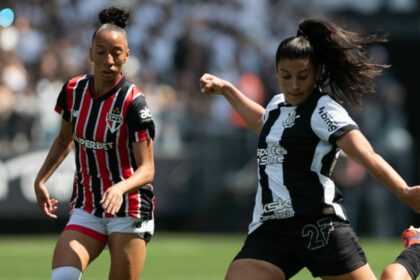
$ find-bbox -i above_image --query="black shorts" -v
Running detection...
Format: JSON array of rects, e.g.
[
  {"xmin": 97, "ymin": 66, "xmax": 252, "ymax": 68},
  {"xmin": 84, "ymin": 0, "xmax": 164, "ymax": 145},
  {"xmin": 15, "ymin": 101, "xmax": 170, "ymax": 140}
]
[
  {"xmin": 234, "ymin": 215, "xmax": 367, "ymax": 278},
  {"xmin": 394, "ymin": 244, "xmax": 420, "ymax": 280}
]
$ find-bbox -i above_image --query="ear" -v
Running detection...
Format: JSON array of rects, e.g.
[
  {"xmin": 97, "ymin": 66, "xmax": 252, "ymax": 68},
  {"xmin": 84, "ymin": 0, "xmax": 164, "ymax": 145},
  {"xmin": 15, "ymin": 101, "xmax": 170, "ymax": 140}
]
[{"xmin": 125, "ymin": 48, "xmax": 130, "ymax": 62}]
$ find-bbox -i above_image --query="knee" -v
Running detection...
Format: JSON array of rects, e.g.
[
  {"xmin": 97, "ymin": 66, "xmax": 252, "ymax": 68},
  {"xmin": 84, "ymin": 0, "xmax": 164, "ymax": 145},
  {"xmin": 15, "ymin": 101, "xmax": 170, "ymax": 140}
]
[
  {"xmin": 380, "ymin": 264, "xmax": 411, "ymax": 280},
  {"xmin": 51, "ymin": 266, "xmax": 82, "ymax": 280},
  {"xmin": 380, "ymin": 265, "xmax": 394, "ymax": 280}
]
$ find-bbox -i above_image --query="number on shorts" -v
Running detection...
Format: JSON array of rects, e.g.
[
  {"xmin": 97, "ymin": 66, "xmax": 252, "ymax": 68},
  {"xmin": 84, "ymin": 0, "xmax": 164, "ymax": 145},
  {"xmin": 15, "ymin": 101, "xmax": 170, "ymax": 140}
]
[{"xmin": 302, "ymin": 217, "xmax": 334, "ymax": 251}]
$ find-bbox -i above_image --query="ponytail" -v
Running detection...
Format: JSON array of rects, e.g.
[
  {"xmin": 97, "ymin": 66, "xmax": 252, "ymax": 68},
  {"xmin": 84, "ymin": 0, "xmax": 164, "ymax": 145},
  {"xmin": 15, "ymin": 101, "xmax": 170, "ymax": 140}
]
[{"xmin": 276, "ymin": 19, "xmax": 389, "ymax": 106}]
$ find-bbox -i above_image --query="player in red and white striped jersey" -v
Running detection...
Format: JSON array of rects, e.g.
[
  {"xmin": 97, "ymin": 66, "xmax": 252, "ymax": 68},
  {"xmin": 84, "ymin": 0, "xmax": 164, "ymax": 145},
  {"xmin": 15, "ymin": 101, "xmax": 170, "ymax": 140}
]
[{"xmin": 34, "ymin": 6, "xmax": 155, "ymax": 280}]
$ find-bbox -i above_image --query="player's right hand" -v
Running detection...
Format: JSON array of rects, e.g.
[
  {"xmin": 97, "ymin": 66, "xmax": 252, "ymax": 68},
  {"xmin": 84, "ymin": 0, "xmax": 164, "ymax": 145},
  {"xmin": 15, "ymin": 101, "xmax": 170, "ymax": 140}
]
[
  {"xmin": 199, "ymin": 73, "xmax": 228, "ymax": 95},
  {"xmin": 34, "ymin": 183, "xmax": 58, "ymax": 219}
]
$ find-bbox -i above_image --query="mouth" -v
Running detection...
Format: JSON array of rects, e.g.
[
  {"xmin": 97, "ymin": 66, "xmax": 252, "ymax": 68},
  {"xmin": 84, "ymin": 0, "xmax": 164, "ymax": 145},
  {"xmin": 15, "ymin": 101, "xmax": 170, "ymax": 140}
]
[{"xmin": 102, "ymin": 69, "xmax": 116, "ymax": 75}]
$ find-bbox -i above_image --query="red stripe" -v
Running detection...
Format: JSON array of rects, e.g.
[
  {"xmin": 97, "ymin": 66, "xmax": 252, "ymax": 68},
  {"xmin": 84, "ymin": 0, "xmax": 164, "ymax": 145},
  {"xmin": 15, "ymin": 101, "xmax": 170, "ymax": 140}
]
[
  {"xmin": 76, "ymin": 87, "xmax": 93, "ymax": 212},
  {"xmin": 95, "ymin": 97, "xmax": 115, "ymax": 202},
  {"xmin": 136, "ymin": 130, "xmax": 149, "ymax": 142},
  {"xmin": 65, "ymin": 224, "xmax": 107, "ymax": 243}
]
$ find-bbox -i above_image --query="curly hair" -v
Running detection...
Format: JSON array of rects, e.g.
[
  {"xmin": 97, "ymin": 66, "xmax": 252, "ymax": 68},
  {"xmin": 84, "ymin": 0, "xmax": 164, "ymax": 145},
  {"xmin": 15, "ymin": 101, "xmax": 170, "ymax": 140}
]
[
  {"xmin": 92, "ymin": 6, "xmax": 130, "ymax": 42},
  {"xmin": 275, "ymin": 19, "xmax": 389, "ymax": 106}
]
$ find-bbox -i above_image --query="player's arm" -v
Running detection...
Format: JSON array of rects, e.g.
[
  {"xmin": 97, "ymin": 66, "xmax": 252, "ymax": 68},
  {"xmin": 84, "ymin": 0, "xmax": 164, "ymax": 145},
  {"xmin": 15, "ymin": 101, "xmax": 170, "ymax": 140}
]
[
  {"xmin": 34, "ymin": 119, "xmax": 74, "ymax": 218},
  {"xmin": 200, "ymin": 73, "xmax": 265, "ymax": 134},
  {"xmin": 337, "ymin": 129, "xmax": 420, "ymax": 213},
  {"xmin": 101, "ymin": 138, "xmax": 154, "ymax": 215}
]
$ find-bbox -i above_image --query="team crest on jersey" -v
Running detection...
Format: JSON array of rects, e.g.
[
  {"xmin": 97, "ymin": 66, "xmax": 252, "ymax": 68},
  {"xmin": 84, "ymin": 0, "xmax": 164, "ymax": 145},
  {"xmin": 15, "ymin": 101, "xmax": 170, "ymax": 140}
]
[
  {"xmin": 106, "ymin": 107, "xmax": 123, "ymax": 133},
  {"xmin": 282, "ymin": 111, "xmax": 300, "ymax": 128}
]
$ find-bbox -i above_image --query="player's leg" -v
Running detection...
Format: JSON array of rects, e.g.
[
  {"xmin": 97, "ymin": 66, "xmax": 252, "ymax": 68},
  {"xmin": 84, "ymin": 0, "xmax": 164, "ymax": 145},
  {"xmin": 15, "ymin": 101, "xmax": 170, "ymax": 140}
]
[
  {"xmin": 107, "ymin": 233, "xmax": 147, "ymax": 280},
  {"xmin": 304, "ymin": 218, "xmax": 376, "ymax": 280},
  {"xmin": 51, "ymin": 209, "xmax": 108, "ymax": 279},
  {"xmin": 52, "ymin": 230, "xmax": 106, "ymax": 277},
  {"xmin": 320, "ymin": 263, "xmax": 376, "ymax": 280},
  {"xmin": 225, "ymin": 259, "xmax": 286, "ymax": 280},
  {"xmin": 381, "ymin": 263, "xmax": 412, "ymax": 280},
  {"xmin": 381, "ymin": 226, "xmax": 420, "ymax": 280},
  {"xmin": 107, "ymin": 217, "xmax": 154, "ymax": 279}
]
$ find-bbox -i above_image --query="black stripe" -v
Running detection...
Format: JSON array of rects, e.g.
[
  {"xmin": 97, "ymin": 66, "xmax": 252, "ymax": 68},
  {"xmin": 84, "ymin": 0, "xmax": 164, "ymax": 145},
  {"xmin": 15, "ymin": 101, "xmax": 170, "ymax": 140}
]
[
  {"xmin": 258, "ymin": 104, "xmax": 282, "ymax": 205},
  {"xmin": 71, "ymin": 77, "xmax": 89, "ymax": 209},
  {"xmin": 320, "ymin": 146, "xmax": 339, "ymax": 177},
  {"xmin": 92, "ymin": 177, "xmax": 103, "ymax": 217},
  {"xmin": 139, "ymin": 184, "xmax": 154, "ymax": 220},
  {"xmin": 280, "ymin": 93, "xmax": 324, "ymax": 216},
  {"xmin": 105, "ymin": 81, "xmax": 132, "ymax": 183},
  {"xmin": 84, "ymin": 101, "xmax": 101, "ymax": 176},
  {"xmin": 74, "ymin": 180, "xmax": 84, "ymax": 209}
]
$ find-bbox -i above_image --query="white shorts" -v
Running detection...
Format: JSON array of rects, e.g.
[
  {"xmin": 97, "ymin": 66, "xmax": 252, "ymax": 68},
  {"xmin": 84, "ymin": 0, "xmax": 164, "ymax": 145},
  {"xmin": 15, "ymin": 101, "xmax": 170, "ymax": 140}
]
[{"xmin": 65, "ymin": 209, "xmax": 155, "ymax": 243}]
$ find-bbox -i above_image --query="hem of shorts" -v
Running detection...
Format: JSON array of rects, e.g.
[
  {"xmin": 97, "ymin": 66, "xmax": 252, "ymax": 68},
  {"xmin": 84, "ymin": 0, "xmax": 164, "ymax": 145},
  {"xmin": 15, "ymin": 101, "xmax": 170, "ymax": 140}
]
[{"xmin": 65, "ymin": 224, "xmax": 108, "ymax": 243}]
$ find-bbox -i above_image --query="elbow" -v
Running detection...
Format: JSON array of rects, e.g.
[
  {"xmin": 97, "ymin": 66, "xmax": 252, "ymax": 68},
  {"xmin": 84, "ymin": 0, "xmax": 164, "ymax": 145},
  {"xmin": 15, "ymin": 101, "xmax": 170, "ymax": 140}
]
[{"xmin": 145, "ymin": 165, "xmax": 155, "ymax": 184}]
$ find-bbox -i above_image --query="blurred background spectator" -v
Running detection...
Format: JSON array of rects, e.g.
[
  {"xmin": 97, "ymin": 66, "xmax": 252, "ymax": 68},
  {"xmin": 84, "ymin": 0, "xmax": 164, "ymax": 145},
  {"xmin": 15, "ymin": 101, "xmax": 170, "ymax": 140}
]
[{"xmin": 0, "ymin": 0, "xmax": 419, "ymax": 237}]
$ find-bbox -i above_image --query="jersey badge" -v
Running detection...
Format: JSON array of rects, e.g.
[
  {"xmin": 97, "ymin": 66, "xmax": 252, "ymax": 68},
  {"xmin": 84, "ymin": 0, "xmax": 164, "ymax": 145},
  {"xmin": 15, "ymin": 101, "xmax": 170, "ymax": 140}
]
[
  {"xmin": 106, "ymin": 107, "xmax": 123, "ymax": 133},
  {"xmin": 283, "ymin": 111, "xmax": 300, "ymax": 128}
]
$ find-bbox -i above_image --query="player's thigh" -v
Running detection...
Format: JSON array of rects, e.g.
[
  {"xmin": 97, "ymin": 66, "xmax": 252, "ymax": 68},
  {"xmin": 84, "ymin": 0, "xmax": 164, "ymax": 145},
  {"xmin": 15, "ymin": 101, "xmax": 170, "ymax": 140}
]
[
  {"xmin": 108, "ymin": 232, "xmax": 147, "ymax": 280},
  {"xmin": 225, "ymin": 259, "xmax": 286, "ymax": 280},
  {"xmin": 52, "ymin": 229, "xmax": 106, "ymax": 271},
  {"xmin": 320, "ymin": 263, "xmax": 376, "ymax": 280}
]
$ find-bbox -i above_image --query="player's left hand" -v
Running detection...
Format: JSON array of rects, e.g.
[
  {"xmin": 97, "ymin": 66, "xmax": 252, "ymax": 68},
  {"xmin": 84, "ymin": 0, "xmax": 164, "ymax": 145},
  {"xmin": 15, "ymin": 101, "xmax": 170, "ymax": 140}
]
[{"xmin": 100, "ymin": 186, "xmax": 124, "ymax": 215}]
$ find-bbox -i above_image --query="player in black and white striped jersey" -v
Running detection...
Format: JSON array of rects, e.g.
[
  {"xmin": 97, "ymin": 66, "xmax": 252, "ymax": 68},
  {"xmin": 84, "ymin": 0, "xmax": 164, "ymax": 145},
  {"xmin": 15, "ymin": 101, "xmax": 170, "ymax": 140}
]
[{"xmin": 200, "ymin": 18, "xmax": 420, "ymax": 280}]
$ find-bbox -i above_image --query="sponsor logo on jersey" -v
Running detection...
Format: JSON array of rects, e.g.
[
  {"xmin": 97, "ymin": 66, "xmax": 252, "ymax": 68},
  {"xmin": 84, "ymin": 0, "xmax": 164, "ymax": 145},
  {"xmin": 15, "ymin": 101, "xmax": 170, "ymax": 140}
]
[
  {"xmin": 257, "ymin": 143, "xmax": 287, "ymax": 165},
  {"xmin": 282, "ymin": 111, "xmax": 300, "ymax": 128},
  {"xmin": 318, "ymin": 106, "xmax": 338, "ymax": 132},
  {"xmin": 106, "ymin": 107, "xmax": 123, "ymax": 133},
  {"xmin": 140, "ymin": 107, "xmax": 152, "ymax": 119},
  {"xmin": 260, "ymin": 198, "xmax": 295, "ymax": 221},
  {"xmin": 73, "ymin": 134, "xmax": 114, "ymax": 150}
]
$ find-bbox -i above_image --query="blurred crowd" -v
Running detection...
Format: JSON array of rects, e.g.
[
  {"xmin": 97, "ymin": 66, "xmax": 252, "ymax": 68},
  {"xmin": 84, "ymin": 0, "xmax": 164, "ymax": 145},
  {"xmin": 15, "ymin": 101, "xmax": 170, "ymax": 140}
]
[{"xmin": 0, "ymin": 0, "xmax": 418, "ymax": 236}]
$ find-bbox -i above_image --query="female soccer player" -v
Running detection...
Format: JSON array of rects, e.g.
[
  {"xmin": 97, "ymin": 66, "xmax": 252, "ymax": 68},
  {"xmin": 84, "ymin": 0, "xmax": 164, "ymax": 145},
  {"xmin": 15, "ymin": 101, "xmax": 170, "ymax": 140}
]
[
  {"xmin": 34, "ymin": 6, "xmax": 155, "ymax": 280},
  {"xmin": 200, "ymin": 18, "xmax": 420, "ymax": 280}
]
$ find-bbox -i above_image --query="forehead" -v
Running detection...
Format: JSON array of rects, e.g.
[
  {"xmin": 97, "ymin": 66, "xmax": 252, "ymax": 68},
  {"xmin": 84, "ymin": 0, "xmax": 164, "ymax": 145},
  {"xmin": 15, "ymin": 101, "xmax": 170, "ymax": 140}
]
[
  {"xmin": 277, "ymin": 58, "xmax": 313, "ymax": 72},
  {"xmin": 92, "ymin": 30, "xmax": 127, "ymax": 49}
]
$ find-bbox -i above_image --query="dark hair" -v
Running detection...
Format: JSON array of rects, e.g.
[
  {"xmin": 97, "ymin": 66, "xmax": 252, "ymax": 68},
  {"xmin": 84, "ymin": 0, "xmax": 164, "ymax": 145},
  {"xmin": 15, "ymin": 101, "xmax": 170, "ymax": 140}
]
[
  {"xmin": 92, "ymin": 6, "xmax": 129, "ymax": 41},
  {"xmin": 275, "ymin": 19, "xmax": 389, "ymax": 106}
]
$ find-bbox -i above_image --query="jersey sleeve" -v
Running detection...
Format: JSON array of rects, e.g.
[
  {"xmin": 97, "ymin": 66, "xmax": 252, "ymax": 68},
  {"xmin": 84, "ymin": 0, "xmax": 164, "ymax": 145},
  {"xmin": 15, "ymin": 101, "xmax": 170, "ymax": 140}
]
[
  {"xmin": 311, "ymin": 96, "xmax": 358, "ymax": 144},
  {"xmin": 55, "ymin": 82, "xmax": 70, "ymax": 122},
  {"xmin": 126, "ymin": 95, "xmax": 156, "ymax": 141}
]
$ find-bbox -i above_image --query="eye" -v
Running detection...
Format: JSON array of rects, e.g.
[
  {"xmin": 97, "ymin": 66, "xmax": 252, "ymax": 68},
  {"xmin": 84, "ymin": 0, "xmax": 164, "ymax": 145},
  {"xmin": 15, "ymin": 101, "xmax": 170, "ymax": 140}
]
[
  {"xmin": 298, "ymin": 75, "xmax": 308, "ymax": 80},
  {"xmin": 281, "ymin": 76, "xmax": 291, "ymax": 80}
]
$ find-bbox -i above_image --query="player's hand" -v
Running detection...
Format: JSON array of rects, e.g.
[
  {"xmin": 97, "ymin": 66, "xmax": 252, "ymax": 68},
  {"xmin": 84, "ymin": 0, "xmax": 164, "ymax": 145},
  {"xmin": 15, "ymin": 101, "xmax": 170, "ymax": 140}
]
[
  {"xmin": 100, "ymin": 186, "xmax": 124, "ymax": 215},
  {"xmin": 404, "ymin": 185, "xmax": 420, "ymax": 213},
  {"xmin": 34, "ymin": 183, "xmax": 58, "ymax": 219},
  {"xmin": 199, "ymin": 73, "xmax": 228, "ymax": 95}
]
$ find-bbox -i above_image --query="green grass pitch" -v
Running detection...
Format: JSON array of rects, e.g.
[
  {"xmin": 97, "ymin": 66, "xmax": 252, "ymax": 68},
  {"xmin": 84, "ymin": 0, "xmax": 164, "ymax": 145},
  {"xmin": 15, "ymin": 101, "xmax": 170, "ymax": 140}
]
[{"xmin": 0, "ymin": 233, "xmax": 403, "ymax": 279}]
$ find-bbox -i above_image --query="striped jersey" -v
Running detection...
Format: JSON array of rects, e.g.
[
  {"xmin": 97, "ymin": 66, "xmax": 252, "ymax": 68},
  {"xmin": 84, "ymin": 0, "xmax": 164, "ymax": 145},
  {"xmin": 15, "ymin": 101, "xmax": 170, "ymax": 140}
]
[
  {"xmin": 55, "ymin": 74, "xmax": 156, "ymax": 219},
  {"xmin": 249, "ymin": 88, "xmax": 358, "ymax": 233}
]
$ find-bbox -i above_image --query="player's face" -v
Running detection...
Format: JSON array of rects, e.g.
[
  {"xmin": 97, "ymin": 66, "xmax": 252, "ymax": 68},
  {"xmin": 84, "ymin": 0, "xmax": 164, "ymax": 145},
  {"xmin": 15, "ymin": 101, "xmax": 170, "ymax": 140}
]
[
  {"xmin": 90, "ymin": 30, "xmax": 129, "ymax": 83},
  {"xmin": 276, "ymin": 58, "xmax": 318, "ymax": 106}
]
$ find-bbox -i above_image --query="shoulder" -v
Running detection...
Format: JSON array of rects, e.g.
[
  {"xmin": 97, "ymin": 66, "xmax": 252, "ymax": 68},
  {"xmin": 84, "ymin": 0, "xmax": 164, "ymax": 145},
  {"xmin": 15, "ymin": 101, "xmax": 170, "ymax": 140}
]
[
  {"xmin": 314, "ymin": 93, "xmax": 349, "ymax": 116},
  {"xmin": 62, "ymin": 74, "xmax": 90, "ymax": 92},
  {"xmin": 265, "ymin": 93, "xmax": 284, "ymax": 110}
]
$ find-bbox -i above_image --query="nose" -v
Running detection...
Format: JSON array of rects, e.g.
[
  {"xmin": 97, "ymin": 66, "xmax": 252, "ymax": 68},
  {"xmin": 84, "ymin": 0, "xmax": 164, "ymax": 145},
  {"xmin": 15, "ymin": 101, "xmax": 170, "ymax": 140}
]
[
  {"xmin": 105, "ymin": 54, "xmax": 114, "ymax": 65},
  {"xmin": 291, "ymin": 78, "xmax": 300, "ymax": 91}
]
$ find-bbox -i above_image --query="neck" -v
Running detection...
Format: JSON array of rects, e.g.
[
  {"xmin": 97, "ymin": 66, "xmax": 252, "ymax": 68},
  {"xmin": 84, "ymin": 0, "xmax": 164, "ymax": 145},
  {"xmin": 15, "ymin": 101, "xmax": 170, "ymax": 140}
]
[{"xmin": 92, "ymin": 74, "xmax": 122, "ymax": 97}]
